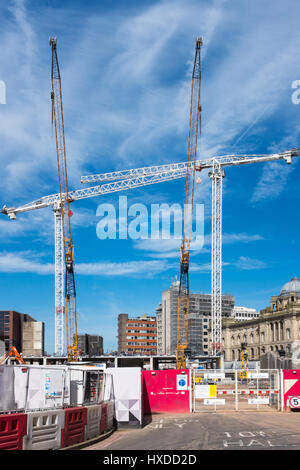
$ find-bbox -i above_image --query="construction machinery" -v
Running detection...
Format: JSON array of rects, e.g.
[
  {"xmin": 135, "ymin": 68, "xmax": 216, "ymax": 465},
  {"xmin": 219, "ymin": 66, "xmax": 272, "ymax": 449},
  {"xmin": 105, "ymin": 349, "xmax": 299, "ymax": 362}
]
[
  {"xmin": 176, "ymin": 37, "xmax": 203, "ymax": 369},
  {"xmin": 239, "ymin": 342, "xmax": 249, "ymax": 382},
  {"xmin": 81, "ymin": 148, "xmax": 299, "ymax": 360},
  {"xmin": 0, "ymin": 346, "xmax": 25, "ymax": 365},
  {"xmin": 2, "ymin": 148, "xmax": 299, "ymax": 358},
  {"xmin": 1, "ymin": 169, "xmax": 187, "ymax": 356},
  {"xmin": 50, "ymin": 37, "xmax": 78, "ymax": 362}
]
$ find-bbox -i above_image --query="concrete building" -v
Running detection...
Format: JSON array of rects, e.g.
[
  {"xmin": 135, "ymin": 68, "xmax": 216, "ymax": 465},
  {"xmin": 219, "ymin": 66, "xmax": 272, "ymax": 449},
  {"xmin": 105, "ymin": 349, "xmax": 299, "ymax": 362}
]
[
  {"xmin": 77, "ymin": 334, "xmax": 104, "ymax": 356},
  {"xmin": 0, "ymin": 310, "xmax": 44, "ymax": 355},
  {"xmin": 22, "ymin": 321, "xmax": 44, "ymax": 356},
  {"xmin": 231, "ymin": 306, "xmax": 259, "ymax": 321},
  {"xmin": 117, "ymin": 314, "xmax": 157, "ymax": 356},
  {"xmin": 117, "ymin": 314, "xmax": 128, "ymax": 354},
  {"xmin": 157, "ymin": 281, "xmax": 235, "ymax": 356},
  {"xmin": 223, "ymin": 277, "xmax": 300, "ymax": 363}
]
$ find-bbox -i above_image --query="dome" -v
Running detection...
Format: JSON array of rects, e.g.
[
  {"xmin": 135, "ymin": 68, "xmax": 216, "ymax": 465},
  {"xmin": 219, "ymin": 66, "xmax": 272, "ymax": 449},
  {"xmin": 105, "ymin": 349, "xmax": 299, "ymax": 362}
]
[{"xmin": 279, "ymin": 276, "xmax": 300, "ymax": 297}]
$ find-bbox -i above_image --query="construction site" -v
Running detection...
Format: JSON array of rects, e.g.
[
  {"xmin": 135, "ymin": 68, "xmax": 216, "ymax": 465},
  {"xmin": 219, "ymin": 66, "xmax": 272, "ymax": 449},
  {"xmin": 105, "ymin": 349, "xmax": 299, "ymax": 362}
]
[{"xmin": 1, "ymin": 1, "xmax": 300, "ymax": 454}]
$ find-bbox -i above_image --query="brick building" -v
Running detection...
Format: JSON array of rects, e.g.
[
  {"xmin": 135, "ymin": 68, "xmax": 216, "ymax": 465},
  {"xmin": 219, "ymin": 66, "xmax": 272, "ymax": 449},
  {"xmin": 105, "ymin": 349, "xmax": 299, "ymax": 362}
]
[
  {"xmin": 0, "ymin": 310, "xmax": 44, "ymax": 355},
  {"xmin": 117, "ymin": 314, "xmax": 157, "ymax": 356}
]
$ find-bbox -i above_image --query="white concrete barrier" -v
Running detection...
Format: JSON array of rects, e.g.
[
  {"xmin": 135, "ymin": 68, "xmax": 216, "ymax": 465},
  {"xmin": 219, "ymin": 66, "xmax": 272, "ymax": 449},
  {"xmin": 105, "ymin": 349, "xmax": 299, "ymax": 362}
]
[
  {"xmin": 85, "ymin": 404, "xmax": 101, "ymax": 441},
  {"xmin": 23, "ymin": 409, "xmax": 65, "ymax": 450},
  {"xmin": 106, "ymin": 400, "xmax": 114, "ymax": 429}
]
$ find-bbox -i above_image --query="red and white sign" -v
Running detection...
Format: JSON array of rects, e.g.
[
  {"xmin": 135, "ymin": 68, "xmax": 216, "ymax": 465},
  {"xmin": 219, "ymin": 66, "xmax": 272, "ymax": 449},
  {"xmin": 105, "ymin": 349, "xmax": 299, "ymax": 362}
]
[
  {"xmin": 282, "ymin": 370, "xmax": 300, "ymax": 410},
  {"xmin": 289, "ymin": 396, "xmax": 300, "ymax": 408}
]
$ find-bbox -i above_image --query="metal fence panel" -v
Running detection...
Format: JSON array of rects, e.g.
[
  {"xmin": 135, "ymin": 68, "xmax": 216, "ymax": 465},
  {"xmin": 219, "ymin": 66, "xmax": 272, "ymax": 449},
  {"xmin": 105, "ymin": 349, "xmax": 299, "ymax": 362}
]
[{"xmin": 192, "ymin": 369, "xmax": 279, "ymax": 412}]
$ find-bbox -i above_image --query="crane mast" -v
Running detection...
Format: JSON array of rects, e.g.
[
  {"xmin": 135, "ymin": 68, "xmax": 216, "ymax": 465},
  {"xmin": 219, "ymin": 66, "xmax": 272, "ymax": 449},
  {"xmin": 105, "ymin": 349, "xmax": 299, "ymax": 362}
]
[
  {"xmin": 50, "ymin": 37, "xmax": 78, "ymax": 362},
  {"xmin": 176, "ymin": 37, "xmax": 203, "ymax": 369}
]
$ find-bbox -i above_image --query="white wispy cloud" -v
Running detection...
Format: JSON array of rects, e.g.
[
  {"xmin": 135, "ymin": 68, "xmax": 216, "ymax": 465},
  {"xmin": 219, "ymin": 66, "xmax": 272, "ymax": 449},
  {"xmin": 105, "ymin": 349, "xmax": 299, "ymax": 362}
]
[
  {"xmin": 0, "ymin": 206, "xmax": 97, "ymax": 243},
  {"xmin": 251, "ymin": 161, "xmax": 293, "ymax": 203},
  {"xmin": 0, "ymin": 250, "xmax": 176, "ymax": 277},
  {"xmin": 0, "ymin": 250, "xmax": 53, "ymax": 274},
  {"xmin": 135, "ymin": 231, "xmax": 263, "ymax": 259},
  {"xmin": 233, "ymin": 256, "xmax": 267, "ymax": 271}
]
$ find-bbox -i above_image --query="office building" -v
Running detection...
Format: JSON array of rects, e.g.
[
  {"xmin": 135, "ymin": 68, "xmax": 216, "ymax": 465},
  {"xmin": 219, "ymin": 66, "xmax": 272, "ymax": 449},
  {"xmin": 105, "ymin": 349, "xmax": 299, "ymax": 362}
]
[
  {"xmin": 77, "ymin": 334, "xmax": 104, "ymax": 356},
  {"xmin": 117, "ymin": 314, "xmax": 157, "ymax": 356},
  {"xmin": 157, "ymin": 281, "xmax": 234, "ymax": 356},
  {"xmin": 0, "ymin": 310, "xmax": 44, "ymax": 355},
  {"xmin": 231, "ymin": 306, "xmax": 259, "ymax": 321}
]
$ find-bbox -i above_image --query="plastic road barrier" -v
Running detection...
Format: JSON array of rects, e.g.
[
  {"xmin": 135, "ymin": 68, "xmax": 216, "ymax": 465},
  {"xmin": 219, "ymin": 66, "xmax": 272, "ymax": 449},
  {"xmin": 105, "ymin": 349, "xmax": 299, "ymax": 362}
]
[
  {"xmin": 61, "ymin": 406, "xmax": 87, "ymax": 448},
  {"xmin": 23, "ymin": 409, "xmax": 65, "ymax": 450},
  {"xmin": 0, "ymin": 413, "xmax": 27, "ymax": 450}
]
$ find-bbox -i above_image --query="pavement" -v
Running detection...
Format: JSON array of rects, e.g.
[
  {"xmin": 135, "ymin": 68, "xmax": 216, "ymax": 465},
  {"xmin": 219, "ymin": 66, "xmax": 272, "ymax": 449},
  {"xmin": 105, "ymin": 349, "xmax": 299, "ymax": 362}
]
[{"xmin": 83, "ymin": 411, "xmax": 300, "ymax": 450}]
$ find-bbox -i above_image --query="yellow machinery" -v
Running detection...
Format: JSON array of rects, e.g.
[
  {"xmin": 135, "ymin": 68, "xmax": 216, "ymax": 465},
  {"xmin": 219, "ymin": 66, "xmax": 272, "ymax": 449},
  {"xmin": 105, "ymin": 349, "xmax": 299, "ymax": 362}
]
[
  {"xmin": 239, "ymin": 342, "xmax": 249, "ymax": 382},
  {"xmin": 176, "ymin": 38, "xmax": 203, "ymax": 369},
  {"xmin": 50, "ymin": 37, "xmax": 79, "ymax": 362}
]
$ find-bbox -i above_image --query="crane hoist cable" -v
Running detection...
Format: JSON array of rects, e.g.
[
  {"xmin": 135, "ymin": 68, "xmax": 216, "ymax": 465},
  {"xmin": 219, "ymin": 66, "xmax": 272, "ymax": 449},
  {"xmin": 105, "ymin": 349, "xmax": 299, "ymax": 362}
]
[
  {"xmin": 176, "ymin": 37, "xmax": 203, "ymax": 369},
  {"xmin": 50, "ymin": 36, "xmax": 78, "ymax": 362}
]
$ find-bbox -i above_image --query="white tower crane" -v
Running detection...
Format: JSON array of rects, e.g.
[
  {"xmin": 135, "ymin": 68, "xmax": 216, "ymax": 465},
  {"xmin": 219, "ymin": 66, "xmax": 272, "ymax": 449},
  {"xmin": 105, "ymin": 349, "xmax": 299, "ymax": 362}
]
[
  {"xmin": 1, "ymin": 169, "xmax": 187, "ymax": 356},
  {"xmin": 80, "ymin": 147, "xmax": 300, "ymax": 356},
  {"xmin": 2, "ymin": 148, "xmax": 298, "ymax": 357}
]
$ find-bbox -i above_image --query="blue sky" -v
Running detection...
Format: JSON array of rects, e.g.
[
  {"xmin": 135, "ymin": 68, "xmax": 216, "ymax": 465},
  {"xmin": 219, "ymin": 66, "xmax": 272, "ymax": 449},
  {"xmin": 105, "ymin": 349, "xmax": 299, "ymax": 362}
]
[{"xmin": 1, "ymin": 0, "xmax": 300, "ymax": 354}]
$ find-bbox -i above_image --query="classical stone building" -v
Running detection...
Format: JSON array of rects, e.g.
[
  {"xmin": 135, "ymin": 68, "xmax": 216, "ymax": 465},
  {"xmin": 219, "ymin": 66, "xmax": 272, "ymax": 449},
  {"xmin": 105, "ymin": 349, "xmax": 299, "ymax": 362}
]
[{"xmin": 223, "ymin": 277, "xmax": 300, "ymax": 362}]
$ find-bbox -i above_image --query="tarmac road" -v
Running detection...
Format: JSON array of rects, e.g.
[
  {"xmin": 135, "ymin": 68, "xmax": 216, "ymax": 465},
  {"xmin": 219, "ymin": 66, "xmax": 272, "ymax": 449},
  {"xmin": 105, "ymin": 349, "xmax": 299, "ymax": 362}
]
[{"xmin": 84, "ymin": 411, "xmax": 300, "ymax": 450}]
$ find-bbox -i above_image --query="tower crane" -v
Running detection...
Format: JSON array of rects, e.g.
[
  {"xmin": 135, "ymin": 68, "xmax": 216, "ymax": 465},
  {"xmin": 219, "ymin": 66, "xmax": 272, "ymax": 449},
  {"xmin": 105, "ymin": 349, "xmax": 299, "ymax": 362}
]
[
  {"xmin": 175, "ymin": 37, "xmax": 203, "ymax": 369},
  {"xmin": 50, "ymin": 37, "xmax": 78, "ymax": 362},
  {"xmin": 81, "ymin": 148, "xmax": 299, "ymax": 359},
  {"xmin": 1, "ymin": 149, "xmax": 298, "ymax": 357},
  {"xmin": 1, "ymin": 169, "xmax": 187, "ymax": 356}
]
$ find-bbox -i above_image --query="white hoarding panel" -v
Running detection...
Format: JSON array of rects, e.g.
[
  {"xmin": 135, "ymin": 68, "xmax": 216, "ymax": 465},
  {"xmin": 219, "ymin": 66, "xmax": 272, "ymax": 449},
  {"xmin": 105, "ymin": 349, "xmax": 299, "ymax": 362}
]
[{"xmin": 107, "ymin": 368, "xmax": 142, "ymax": 427}]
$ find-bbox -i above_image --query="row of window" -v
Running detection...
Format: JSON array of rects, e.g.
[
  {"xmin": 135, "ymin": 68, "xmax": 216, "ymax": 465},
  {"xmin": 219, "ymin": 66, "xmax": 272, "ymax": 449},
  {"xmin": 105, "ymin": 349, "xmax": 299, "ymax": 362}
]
[
  {"xmin": 126, "ymin": 336, "xmax": 156, "ymax": 340},
  {"xmin": 231, "ymin": 327, "xmax": 291, "ymax": 345},
  {"xmin": 230, "ymin": 344, "xmax": 291, "ymax": 360}
]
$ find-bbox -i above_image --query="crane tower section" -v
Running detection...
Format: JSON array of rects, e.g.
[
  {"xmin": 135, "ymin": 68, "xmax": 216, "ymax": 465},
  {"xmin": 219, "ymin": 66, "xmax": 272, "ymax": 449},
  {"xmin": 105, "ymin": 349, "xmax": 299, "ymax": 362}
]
[
  {"xmin": 176, "ymin": 37, "xmax": 203, "ymax": 369},
  {"xmin": 50, "ymin": 37, "xmax": 78, "ymax": 362}
]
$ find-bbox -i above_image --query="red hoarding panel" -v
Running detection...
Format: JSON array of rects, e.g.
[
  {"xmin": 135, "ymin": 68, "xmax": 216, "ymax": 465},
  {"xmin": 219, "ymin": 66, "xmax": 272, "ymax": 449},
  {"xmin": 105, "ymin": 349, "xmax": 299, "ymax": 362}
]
[
  {"xmin": 61, "ymin": 407, "xmax": 87, "ymax": 448},
  {"xmin": 0, "ymin": 413, "xmax": 27, "ymax": 450},
  {"xmin": 142, "ymin": 369, "xmax": 190, "ymax": 414},
  {"xmin": 282, "ymin": 370, "xmax": 300, "ymax": 409}
]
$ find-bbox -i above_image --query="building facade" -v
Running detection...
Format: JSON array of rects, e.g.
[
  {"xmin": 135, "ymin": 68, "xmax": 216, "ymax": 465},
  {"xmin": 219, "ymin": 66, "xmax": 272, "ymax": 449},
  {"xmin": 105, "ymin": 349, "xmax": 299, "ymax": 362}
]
[
  {"xmin": 223, "ymin": 277, "xmax": 300, "ymax": 361},
  {"xmin": 117, "ymin": 314, "xmax": 157, "ymax": 356},
  {"xmin": 0, "ymin": 310, "xmax": 44, "ymax": 355},
  {"xmin": 77, "ymin": 334, "xmax": 104, "ymax": 356},
  {"xmin": 157, "ymin": 281, "xmax": 235, "ymax": 356},
  {"xmin": 231, "ymin": 306, "xmax": 259, "ymax": 321},
  {"xmin": 22, "ymin": 321, "xmax": 44, "ymax": 356}
]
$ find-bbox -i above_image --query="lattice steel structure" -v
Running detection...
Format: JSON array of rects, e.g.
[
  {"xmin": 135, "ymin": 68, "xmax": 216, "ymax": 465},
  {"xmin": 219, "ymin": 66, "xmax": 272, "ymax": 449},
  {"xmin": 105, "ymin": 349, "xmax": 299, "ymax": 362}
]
[
  {"xmin": 209, "ymin": 162, "xmax": 225, "ymax": 356},
  {"xmin": 82, "ymin": 148, "xmax": 299, "ymax": 358}
]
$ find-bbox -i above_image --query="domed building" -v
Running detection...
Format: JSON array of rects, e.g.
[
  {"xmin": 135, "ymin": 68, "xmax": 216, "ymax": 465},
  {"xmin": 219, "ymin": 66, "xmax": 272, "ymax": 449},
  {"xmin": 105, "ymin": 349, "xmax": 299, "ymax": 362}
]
[{"xmin": 223, "ymin": 277, "xmax": 300, "ymax": 362}]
